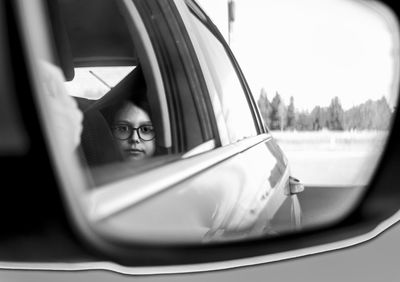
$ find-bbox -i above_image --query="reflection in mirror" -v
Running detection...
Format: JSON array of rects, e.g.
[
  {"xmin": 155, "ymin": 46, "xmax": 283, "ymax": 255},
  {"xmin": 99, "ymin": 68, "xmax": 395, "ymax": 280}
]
[
  {"xmin": 198, "ymin": 0, "xmax": 398, "ymax": 232},
  {"xmin": 37, "ymin": 0, "xmax": 400, "ymax": 249}
]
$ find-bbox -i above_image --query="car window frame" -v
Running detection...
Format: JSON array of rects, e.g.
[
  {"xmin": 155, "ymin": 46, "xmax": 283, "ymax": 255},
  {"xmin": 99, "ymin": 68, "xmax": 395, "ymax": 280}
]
[
  {"xmin": 0, "ymin": 2, "xmax": 29, "ymax": 155},
  {"xmin": 185, "ymin": 0, "xmax": 267, "ymax": 136},
  {"xmin": 132, "ymin": 0, "xmax": 220, "ymax": 154}
]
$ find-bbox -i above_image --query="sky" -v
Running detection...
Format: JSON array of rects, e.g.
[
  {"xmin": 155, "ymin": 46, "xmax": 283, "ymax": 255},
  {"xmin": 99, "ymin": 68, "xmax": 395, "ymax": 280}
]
[{"xmin": 196, "ymin": 0, "xmax": 399, "ymax": 111}]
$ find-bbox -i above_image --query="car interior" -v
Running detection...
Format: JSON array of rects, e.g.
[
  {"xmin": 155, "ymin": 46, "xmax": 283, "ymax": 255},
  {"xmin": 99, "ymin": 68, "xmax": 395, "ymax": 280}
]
[{"xmin": 46, "ymin": 0, "xmax": 177, "ymax": 184}]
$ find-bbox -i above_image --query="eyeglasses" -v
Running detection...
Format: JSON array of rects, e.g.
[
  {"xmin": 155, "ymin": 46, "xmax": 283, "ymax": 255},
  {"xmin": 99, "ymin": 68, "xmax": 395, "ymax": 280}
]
[{"xmin": 111, "ymin": 124, "xmax": 155, "ymax": 141}]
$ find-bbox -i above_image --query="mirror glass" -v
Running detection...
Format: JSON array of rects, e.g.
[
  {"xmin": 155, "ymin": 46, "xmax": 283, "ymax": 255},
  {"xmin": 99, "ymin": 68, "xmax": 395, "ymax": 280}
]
[{"xmin": 32, "ymin": 0, "xmax": 399, "ymax": 248}]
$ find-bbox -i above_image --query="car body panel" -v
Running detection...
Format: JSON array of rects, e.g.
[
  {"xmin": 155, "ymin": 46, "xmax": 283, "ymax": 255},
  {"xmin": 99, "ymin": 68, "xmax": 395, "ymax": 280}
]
[{"xmin": 94, "ymin": 134, "xmax": 297, "ymax": 245}]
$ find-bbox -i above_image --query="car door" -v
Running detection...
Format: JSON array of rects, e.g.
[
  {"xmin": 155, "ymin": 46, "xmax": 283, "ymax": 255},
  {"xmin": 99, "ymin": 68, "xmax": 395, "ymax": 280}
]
[{"xmin": 177, "ymin": 0, "xmax": 302, "ymax": 236}]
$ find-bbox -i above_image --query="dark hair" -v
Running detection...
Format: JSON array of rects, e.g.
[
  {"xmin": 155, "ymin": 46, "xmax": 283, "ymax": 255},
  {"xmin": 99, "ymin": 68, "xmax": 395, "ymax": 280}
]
[
  {"xmin": 102, "ymin": 98, "xmax": 151, "ymax": 126},
  {"xmin": 99, "ymin": 66, "xmax": 151, "ymax": 125}
]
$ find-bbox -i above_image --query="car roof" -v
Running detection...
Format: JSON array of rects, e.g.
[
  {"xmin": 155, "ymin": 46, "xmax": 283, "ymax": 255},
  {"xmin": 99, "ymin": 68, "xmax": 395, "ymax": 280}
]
[{"xmin": 52, "ymin": 0, "xmax": 138, "ymax": 79}]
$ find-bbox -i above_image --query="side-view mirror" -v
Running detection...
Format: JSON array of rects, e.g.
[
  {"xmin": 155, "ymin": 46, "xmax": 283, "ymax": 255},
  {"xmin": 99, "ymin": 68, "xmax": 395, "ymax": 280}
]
[{"xmin": 0, "ymin": 0, "xmax": 399, "ymax": 276}]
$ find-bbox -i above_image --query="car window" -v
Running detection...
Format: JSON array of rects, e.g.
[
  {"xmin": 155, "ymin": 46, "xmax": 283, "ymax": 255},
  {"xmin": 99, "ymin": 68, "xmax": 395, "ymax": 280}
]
[
  {"xmin": 36, "ymin": 0, "xmax": 215, "ymax": 186},
  {"xmin": 186, "ymin": 10, "xmax": 258, "ymax": 144},
  {"xmin": 65, "ymin": 66, "xmax": 135, "ymax": 100}
]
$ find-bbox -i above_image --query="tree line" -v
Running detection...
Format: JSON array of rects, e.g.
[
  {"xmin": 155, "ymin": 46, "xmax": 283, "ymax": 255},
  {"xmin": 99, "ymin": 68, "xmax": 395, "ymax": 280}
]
[{"xmin": 257, "ymin": 88, "xmax": 393, "ymax": 131}]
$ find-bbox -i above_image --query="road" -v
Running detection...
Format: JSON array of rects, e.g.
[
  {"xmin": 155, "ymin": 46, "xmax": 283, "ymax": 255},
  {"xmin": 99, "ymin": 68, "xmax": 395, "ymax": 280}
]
[{"xmin": 283, "ymin": 149, "xmax": 382, "ymax": 186}]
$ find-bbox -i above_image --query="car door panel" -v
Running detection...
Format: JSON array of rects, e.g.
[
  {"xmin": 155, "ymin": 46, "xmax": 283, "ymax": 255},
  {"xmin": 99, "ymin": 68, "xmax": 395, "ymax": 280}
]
[{"xmin": 94, "ymin": 134, "xmax": 294, "ymax": 246}]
